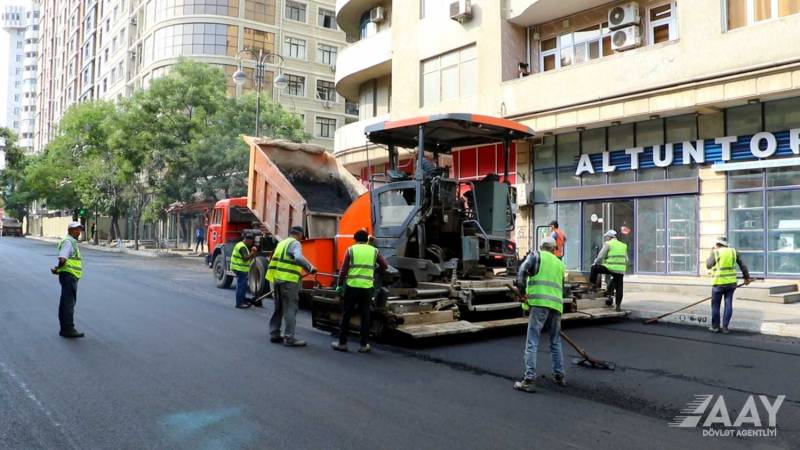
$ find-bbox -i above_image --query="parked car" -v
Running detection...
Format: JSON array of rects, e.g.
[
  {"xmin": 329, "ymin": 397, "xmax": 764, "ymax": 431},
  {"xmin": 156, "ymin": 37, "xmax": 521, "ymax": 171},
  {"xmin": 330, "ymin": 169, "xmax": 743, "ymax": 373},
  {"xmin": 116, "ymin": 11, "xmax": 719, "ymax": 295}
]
[{"xmin": 0, "ymin": 217, "xmax": 23, "ymax": 236}]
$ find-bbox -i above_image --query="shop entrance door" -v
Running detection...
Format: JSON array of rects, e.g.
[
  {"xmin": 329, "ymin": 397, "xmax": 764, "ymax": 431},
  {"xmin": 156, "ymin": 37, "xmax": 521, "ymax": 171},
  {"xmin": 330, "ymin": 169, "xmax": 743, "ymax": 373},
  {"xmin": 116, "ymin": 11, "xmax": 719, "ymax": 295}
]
[{"xmin": 582, "ymin": 200, "xmax": 634, "ymax": 272}]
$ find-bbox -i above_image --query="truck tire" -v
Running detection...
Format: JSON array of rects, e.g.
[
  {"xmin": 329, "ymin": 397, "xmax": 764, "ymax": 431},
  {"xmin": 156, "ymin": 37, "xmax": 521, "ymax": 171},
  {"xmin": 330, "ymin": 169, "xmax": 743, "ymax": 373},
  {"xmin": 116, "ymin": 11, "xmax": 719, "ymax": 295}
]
[
  {"xmin": 248, "ymin": 256, "xmax": 270, "ymax": 298},
  {"xmin": 213, "ymin": 254, "xmax": 233, "ymax": 289}
]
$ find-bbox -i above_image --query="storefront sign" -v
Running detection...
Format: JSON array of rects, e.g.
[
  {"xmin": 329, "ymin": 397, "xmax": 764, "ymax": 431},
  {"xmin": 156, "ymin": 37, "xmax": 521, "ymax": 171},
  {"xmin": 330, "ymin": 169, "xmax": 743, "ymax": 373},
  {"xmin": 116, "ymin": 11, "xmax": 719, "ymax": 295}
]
[{"xmin": 575, "ymin": 129, "xmax": 800, "ymax": 176}]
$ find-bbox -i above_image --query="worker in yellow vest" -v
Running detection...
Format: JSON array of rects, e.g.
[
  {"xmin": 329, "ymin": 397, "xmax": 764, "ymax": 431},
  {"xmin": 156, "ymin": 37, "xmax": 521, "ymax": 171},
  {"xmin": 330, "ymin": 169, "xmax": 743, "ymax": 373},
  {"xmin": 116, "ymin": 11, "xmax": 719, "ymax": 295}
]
[
  {"xmin": 513, "ymin": 237, "xmax": 566, "ymax": 393},
  {"xmin": 331, "ymin": 229, "xmax": 388, "ymax": 353},
  {"xmin": 706, "ymin": 237, "xmax": 751, "ymax": 334},
  {"xmin": 589, "ymin": 230, "xmax": 628, "ymax": 311},
  {"xmin": 50, "ymin": 222, "xmax": 85, "ymax": 338},
  {"xmin": 266, "ymin": 226, "xmax": 317, "ymax": 347},
  {"xmin": 230, "ymin": 232, "xmax": 257, "ymax": 309}
]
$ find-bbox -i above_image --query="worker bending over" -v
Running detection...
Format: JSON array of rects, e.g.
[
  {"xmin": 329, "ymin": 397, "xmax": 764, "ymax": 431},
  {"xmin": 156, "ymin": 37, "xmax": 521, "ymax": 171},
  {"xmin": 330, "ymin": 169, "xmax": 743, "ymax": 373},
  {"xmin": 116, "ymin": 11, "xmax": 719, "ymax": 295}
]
[
  {"xmin": 589, "ymin": 230, "xmax": 628, "ymax": 311},
  {"xmin": 707, "ymin": 237, "xmax": 751, "ymax": 334},
  {"xmin": 230, "ymin": 232, "xmax": 257, "ymax": 309},
  {"xmin": 266, "ymin": 226, "xmax": 317, "ymax": 347},
  {"xmin": 331, "ymin": 229, "xmax": 388, "ymax": 353},
  {"xmin": 514, "ymin": 237, "xmax": 566, "ymax": 393}
]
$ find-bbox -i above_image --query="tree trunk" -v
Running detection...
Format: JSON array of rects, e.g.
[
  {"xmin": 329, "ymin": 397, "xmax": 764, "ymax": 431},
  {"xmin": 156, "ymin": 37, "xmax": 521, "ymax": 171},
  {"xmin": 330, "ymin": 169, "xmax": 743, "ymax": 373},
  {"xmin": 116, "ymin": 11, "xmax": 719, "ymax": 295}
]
[
  {"xmin": 134, "ymin": 216, "xmax": 141, "ymax": 250},
  {"xmin": 108, "ymin": 211, "xmax": 118, "ymax": 243}
]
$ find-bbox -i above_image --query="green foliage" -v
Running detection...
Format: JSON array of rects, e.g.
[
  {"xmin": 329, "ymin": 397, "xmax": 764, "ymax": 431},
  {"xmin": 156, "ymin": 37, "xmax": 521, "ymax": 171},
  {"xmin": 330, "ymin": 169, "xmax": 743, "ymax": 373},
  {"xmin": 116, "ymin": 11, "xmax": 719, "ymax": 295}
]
[{"xmin": 0, "ymin": 128, "xmax": 34, "ymax": 219}]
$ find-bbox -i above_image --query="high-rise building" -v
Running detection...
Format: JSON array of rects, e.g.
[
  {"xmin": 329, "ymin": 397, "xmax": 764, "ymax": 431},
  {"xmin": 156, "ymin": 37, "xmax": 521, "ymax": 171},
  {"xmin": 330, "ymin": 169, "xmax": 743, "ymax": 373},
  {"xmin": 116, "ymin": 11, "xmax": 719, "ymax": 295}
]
[
  {"xmin": 35, "ymin": 0, "xmax": 352, "ymax": 151},
  {"xmin": 1, "ymin": 0, "xmax": 39, "ymax": 153},
  {"xmin": 334, "ymin": 0, "xmax": 800, "ymax": 280}
]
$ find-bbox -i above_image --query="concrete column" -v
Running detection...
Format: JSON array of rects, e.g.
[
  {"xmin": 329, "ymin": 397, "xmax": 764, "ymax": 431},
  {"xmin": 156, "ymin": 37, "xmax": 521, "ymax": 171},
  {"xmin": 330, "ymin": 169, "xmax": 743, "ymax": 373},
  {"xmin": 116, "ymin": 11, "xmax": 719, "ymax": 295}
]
[{"xmin": 698, "ymin": 167, "xmax": 727, "ymax": 274}]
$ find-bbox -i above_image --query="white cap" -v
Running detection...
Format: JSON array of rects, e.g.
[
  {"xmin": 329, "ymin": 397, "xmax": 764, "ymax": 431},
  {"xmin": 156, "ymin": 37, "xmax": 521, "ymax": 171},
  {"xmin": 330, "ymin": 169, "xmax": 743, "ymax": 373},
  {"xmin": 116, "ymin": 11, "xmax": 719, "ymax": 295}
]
[
  {"xmin": 68, "ymin": 221, "xmax": 84, "ymax": 229},
  {"xmin": 716, "ymin": 236, "xmax": 729, "ymax": 247},
  {"xmin": 540, "ymin": 237, "xmax": 557, "ymax": 249},
  {"xmin": 604, "ymin": 230, "xmax": 617, "ymax": 238}
]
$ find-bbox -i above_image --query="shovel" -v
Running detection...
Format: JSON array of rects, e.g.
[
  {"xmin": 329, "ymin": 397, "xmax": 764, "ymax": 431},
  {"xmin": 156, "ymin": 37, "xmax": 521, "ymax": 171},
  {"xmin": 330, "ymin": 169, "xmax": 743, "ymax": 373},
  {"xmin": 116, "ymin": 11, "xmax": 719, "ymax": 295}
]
[{"xmin": 560, "ymin": 331, "xmax": 616, "ymax": 371}]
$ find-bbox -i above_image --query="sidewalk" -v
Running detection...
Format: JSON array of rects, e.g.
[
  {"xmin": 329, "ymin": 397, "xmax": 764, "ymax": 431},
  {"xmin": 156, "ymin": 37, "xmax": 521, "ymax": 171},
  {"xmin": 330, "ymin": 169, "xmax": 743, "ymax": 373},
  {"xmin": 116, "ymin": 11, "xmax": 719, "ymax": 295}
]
[
  {"xmin": 26, "ymin": 235, "xmax": 207, "ymax": 260},
  {"xmin": 621, "ymin": 291, "xmax": 800, "ymax": 338}
]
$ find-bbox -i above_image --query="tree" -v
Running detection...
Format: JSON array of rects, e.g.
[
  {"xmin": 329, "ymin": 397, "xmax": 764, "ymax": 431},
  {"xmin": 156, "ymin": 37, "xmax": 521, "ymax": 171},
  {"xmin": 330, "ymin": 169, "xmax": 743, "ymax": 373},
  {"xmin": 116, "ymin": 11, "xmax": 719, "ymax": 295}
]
[{"xmin": 0, "ymin": 128, "xmax": 35, "ymax": 224}]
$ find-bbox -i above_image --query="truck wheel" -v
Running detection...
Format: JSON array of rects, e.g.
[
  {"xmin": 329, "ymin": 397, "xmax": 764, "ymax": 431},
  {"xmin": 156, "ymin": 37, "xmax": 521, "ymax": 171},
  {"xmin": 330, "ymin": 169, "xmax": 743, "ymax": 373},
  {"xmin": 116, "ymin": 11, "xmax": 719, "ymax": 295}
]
[
  {"xmin": 248, "ymin": 256, "xmax": 270, "ymax": 298},
  {"xmin": 213, "ymin": 254, "xmax": 233, "ymax": 289}
]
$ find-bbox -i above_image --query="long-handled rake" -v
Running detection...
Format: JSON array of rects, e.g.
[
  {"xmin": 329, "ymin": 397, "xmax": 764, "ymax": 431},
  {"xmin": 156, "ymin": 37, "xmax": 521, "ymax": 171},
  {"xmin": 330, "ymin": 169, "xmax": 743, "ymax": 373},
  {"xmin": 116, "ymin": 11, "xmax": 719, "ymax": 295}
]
[{"xmin": 560, "ymin": 331, "xmax": 616, "ymax": 371}]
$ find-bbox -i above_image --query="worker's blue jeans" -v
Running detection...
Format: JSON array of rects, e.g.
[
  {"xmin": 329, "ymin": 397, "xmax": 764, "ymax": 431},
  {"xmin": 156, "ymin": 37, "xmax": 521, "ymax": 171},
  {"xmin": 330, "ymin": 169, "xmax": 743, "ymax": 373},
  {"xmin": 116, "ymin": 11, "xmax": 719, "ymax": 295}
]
[
  {"xmin": 711, "ymin": 285, "xmax": 736, "ymax": 329},
  {"xmin": 524, "ymin": 306, "xmax": 564, "ymax": 380},
  {"xmin": 235, "ymin": 271, "xmax": 249, "ymax": 306}
]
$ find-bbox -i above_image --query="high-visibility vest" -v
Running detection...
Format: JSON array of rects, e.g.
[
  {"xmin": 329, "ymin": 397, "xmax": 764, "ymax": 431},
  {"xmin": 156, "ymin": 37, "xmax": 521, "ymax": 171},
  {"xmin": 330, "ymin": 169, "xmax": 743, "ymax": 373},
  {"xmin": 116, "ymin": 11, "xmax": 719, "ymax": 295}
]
[
  {"xmin": 346, "ymin": 243, "xmax": 378, "ymax": 289},
  {"xmin": 552, "ymin": 228, "xmax": 566, "ymax": 258},
  {"xmin": 230, "ymin": 241, "xmax": 251, "ymax": 273},
  {"xmin": 524, "ymin": 251, "xmax": 565, "ymax": 314},
  {"xmin": 602, "ymin": 238, "xmax": 628, "ymax": 274},
  {"xmin": 266, "ymin": 238, "xmax": 303, "ymax": 283},
  {"xmin": 712, "ymin": 247, "xmax": 738, "ymax": 286},
  {"xmin": 57, "ymin": 236, "xmax": 83, "ymax": 279}
]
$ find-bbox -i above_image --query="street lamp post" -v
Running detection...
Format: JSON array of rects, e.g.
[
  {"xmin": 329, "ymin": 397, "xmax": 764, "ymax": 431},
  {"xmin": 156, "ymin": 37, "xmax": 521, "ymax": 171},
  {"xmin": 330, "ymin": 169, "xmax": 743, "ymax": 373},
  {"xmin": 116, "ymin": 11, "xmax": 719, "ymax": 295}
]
[{"xmin": 232, "ymin": 48, "xmax": 288, "ymax": 138}]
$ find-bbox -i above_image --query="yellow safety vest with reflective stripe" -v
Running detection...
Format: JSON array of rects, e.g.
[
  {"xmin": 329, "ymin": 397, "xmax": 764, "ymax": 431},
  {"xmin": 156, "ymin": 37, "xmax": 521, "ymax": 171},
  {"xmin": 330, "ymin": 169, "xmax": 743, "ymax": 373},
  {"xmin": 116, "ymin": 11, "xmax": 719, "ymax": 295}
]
[
  {"xmin": 602, "ymin": 238, "xmax": 628, "ymax": 274},
  {"xmin": 346, "ymin": 244, "xmax": 378, "ymax": 289},
  {"xmin": 57, "ymin": 236, "xmax": 83, "ymax": 279},
  {"xmin": 712, "ymin": 247, "xmax": 738, "ymax": 286},
  {"xmin": 230, "ymin": 241, "xmax": 251, "ymax": 273},
  {"xmin": 524, "ymin": 251, "xmax": 565, "ymax": 314},
  {"xmin": 266, "ymin": 238, "xmax": 303, "ymax": 283}
]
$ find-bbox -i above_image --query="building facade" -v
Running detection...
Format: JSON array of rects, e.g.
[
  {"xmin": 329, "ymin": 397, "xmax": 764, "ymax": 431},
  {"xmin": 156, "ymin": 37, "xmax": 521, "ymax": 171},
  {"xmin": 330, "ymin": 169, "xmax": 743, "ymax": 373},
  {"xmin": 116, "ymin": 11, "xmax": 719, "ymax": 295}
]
[
  {"xmin": 334, "ymin": 0, "xmax": 800, "ymax": 279},
  {"xmin": 35, "ymin": 0, "xmax": 353, "ymax": 151},
  {"xmin": 1, "ymin": 0, "xmax": 39, "ymax": 153}
]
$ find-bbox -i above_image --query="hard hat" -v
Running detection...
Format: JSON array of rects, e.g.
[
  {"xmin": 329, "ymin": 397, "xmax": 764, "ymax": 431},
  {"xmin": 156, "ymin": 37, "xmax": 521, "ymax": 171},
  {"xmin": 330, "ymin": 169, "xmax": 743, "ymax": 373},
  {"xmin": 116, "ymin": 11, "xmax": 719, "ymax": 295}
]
[
  {"xmin": 604, "ymin": 230, "xmax": 617, "ymax": 238},
  {"xmin": 715, "ymin": 236, "xmax": 729, "ymax": 247},
  {"xmin": 68, "ymin": 221, "xmax": 84, "ymax": 229},
  {"xmin": 540, "ymin": 237, "xmax": 557, "ymax": 249},
  {"xmin": 289, "ymin": 226, "xmax": 305, "ymax": 236}
]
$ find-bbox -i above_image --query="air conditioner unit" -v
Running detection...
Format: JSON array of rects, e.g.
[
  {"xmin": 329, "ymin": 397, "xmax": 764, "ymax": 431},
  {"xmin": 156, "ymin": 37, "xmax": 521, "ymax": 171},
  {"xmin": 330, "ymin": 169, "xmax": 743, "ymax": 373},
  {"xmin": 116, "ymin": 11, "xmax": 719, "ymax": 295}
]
[
  {"xmin": 450, "ymin": 0, "xmax": 472, "ymax": 23},
  {"xmin": 608, "ymin": 2, "xmax": 639, "ymax": 30},
  {"xmin": 610, "ymin": 25, "xmax": 641, "ymax": 51},
  {"xmin": 370, "ymin": 6, "xmax": 384, "ymax": 23},
  {"xmin": 516, "ymin": 183, "xmax": 531, "ymax": 206}
]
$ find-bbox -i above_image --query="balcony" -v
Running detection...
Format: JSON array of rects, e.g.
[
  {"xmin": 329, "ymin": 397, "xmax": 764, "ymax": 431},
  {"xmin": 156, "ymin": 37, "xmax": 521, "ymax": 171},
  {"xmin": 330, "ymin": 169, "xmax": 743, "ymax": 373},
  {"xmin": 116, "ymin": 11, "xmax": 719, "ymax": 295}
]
[
  {"xmin": 506, "ymin": 0, "xmax": 610, "ymax": 26},
  {"xmin": 335, "ymin": 30, "xmax": 391, "ymax": 99},
  {"xmin": 334, "ymin": 113, "xmax": 389, "ymax": 155},
  {"xmin": 336, "ymin": 0, "xmax": 384, "ymax": 38}
]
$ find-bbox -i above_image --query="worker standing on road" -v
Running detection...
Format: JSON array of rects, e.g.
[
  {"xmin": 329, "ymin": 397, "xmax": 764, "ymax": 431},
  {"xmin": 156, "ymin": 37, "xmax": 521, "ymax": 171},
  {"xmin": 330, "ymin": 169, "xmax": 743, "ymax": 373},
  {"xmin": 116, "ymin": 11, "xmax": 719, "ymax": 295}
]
[
  {"xmin": 266, "ymin": 226, "xmax": 317, "ymax": 347},
  {"xmin": 231, "ymin": 232, "xmax": 257, "ymax": 309},
  {"xmin": 51, "ymin": 222, "xmax": 85, "ymax": 338},
  {"xmin": 589, "ymin": 230, "xmax": 627, "ymax": 312},
  {"xmin": 549, "ymin": 220, "xmax": 566, "ymax": 260},
  {"xmin": 707, "ymin": 237, "xmax": 751, "ymax": 334},
  {"xmin": 331, "ymin": 229, "xmax": 388, "ymax": 353},
  {"xmin": 514, "ymin": 237, "xmax": 566, "ymax": 393}
]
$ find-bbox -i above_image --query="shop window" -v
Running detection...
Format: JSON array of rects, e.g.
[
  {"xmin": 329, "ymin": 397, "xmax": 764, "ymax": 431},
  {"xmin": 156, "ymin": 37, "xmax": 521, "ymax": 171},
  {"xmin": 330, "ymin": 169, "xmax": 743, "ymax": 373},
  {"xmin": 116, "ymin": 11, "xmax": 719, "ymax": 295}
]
[
  {"xmin": 637, "ymin": 197, "xmax": 667, "ymax": 273},
  {"xmin": 728, "ymin": 191, "xmax": 766, "ymax": 273},
  {"xmin": 667, "ymin": 165, "xmax": 697, "ymax": 179},
  {"xmin": 580, "ymin": 127, "xmax": 606, "ymax": 186},
  {"xmin": 764, "ymin": 97, "xmax": 800, "ymax": 131},
  {"xmin": 557, "ymin": 133, "xmax": 580, "ymax": 187},
  {"xmin": 767, "ymin": 189, "xmax": 800, "ymax": 275},
  {"xmin": 638, "ymin": 168, "xmax": 666, "ymax": 181},
  {"xmin": 767, "ymin": 165, "xmax": 800, "ymax": 187},
  {"xmin": 533, "ymin": 135, "xmax": 556, "ymax": 169},
  {"xmin": 557, "ymin": 202, "xmax": 581, "ymax": 270},
  {"xmin": 533, "ymin": 170, "xmax": 555, "ymax": 203},
  {"xmin": 648, "ymin": 2, "xmax": 677, "ymax": 44},
  {"xmin": 726, "ymin": 103, "xmax": 762, "ymax": 136},
  {"xmin": 668, "ymin": 196, "xmax": 697, "ymax": 273},
  {"xmin": 729, "ymin": 169, "xmax": 764, "ymax": 190},
  {"xmin": 665, "ymin": 114, "xmax": 696, "ymax": 143},
  {"xmin": 609, "ymin": 171, "xmax": 635, "ymax": 183},
  {"xmin": 636, "ymin": 119, "xmax": 664, "ymax": 147},
  {"xmin": 533, "ymin": 203, "xmax": 557, "ymax": 247},
  {"xmin": 698, "ymin": 112, "xmax": 725, "ymax": 139},
  {"xmin": 608, "ymin": 123, "xmax": 634, "ymax": 151}
]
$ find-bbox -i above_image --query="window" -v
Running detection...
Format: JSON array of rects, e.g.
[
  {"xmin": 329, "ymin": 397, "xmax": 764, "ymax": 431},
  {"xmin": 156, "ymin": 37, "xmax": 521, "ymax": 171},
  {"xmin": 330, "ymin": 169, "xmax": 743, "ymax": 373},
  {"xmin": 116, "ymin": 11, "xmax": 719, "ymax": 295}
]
[
  {"xmin": 649, "ymin": 2, "xmax": 677, "ymax": 44},
  {"xmin": 150, "ymin": 24, "xmax": 239, "ymax": 61},
  {"xmin": 245, "ymin": 0, "xmax": 275, "ymax": 24},
  {"xmin": 316, "ymin": 80, "xmax": 335, "ymax": 102},
  {"xmin": 420, "ymin": 0, "xmax": 446, "ymax": 19},
  {"xmin": 243, "ymin": 27, "xmax": 275, "ymax": 54},
  {"xmin": 284, "ymin": 37, "xmax": 306, "ymax": 59},
  {"xmin": 318, "ymin": 7, "xmax": 336, "ymax": 29},
  {"xmin": 359, "ymin": 11, "xmax": 377, "ymax": 39},
  {"xmin": 317, "ymin": 44, "xmax": 337, "ymax": 65},
  {"xmin": 539, "ymin": 23, "xmax": 612, "ymax": 72},
  {"xmin": 285, "ymin": 1, "xmax": 306, "ymax": 22},
  {"xmin": 286, "ymin": 74, "xmax": 305, "ymax": 96},
  {"xmin": 315, "ymin": 116, "xmax": 336, "ymax": 138},
  {"xmin": 421, "ymin": 45, "xmax": 476, "ymax": 107},
  {"xmin": 727, "ymin": 0, "xmax": 800, "ymax": 30}
]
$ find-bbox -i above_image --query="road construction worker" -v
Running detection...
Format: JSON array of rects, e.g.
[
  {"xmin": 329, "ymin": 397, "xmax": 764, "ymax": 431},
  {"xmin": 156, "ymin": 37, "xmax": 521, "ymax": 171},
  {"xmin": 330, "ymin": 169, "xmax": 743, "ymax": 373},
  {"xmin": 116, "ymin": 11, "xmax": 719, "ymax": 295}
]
[
  {"xmin": 331, "ymin": 229, "xmax": 388, "ymax": 353},
  {"xmin": 589, "ymin": 230, "xmax": 628, "ymax": 311},
  {"xmin": 706, "ymin": 237, "xmax": 751, "ymax": 334},
  {"xmin": 513, "ymin": 237, "xmax": 566, "ymax": 393},
  {"xmin": 231, "ymin": 232, "xmax": 257, "ymax": 309},
  {"xmin": 266, "ymin": 226, "xmax": 317, "ymax": 347},
  {"xmin": 549, "ymin": 220, "xmax": 566, "ymax": 260},
  {"xmin": 51, "ymin": 222, "xmax": 85, "ymax": 338}
]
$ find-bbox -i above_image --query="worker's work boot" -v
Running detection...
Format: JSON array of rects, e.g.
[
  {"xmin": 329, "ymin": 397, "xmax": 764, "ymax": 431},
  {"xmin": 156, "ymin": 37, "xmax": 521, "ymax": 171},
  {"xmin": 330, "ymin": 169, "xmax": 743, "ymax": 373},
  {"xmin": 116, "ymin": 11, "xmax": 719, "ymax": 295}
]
[
  {"xmin": 615, "ymin": 303, "xmax": 622, "ymax": 312},
  {"xmin": 707, "ymin": 326, "xmax": 720, "ymax": 333},
  {"xmin": 721, "ymin": 328, "xmax": 730, "ymax": 334},
  {"xmin": 59, "ymin": 328, "xmax": 85, "ymax": 339},
  {"xmin": 605, "ymin": 299, "xmax": 613, "ymax": 306},
  {"xmin": 331, "ymin": 342, "xmax": 348, "ymax": 352},
  {"xmin": 270, "ymin": 335, "xmax": 283, "ymax": 344},
  {"xmin": 283, "ymin": 337, "xmax": 307, "ymax": 347},
  {"xmin": 513, "ymin": 378, "xmax": 537, "ymax": 393},
  {"xmin": 358, "ymin": 344, "xmax": 372, "ymax": 353},
  {"xmin": 552, "ymin": 374, "xmax": 567, "ymax": 387}
]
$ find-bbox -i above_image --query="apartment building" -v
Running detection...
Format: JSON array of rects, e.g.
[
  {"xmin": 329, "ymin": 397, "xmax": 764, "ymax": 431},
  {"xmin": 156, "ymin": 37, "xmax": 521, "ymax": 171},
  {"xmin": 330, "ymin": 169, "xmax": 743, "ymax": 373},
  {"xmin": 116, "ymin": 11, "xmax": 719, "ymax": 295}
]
[
  {"xmin": 334, "ymin": 0, "xmax": 800, "ymax": 280},
  {"xmin": 1, "ymin": 0, "xmax": 39, "ymax": 153},
  {"xmin": 36, "ymin": 0, "xmax": 352, "ymax": 151}
]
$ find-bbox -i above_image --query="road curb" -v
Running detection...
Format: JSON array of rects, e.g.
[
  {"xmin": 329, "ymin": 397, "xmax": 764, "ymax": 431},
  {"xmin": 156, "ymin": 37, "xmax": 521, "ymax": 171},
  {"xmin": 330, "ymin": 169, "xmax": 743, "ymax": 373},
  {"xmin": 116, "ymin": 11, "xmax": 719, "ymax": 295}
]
[
  {"xmin": 626, "ymin": 308, "xmax": 800, "ymax": 339},
  {"xmin": 25, "ymin": 235, "xmax": 184, "ymax": 259}
]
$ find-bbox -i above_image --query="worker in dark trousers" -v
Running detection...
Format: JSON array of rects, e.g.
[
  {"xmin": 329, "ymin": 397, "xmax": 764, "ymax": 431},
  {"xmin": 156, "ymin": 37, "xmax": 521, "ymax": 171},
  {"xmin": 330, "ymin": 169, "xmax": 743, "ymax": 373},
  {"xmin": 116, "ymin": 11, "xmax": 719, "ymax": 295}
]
[
  {"xmin": 513, "ymin": 237, "xmax": 566, "ymax": 393},
  {"xmin": 589, "ymin": 230, "xmax": 628, "ymax": 311},
  {"xmin": 51, "ymin": 222, "xmax": 85, "ymax": 338},
  {"xmin": 266, "ymin": 226, "xmax": 316, "ymax": 347},
  {"xmin": 707, "ymin": 237, "xmax": 751, "ymax": 334},
  {"xmin": 230, "ymin": 232, "xmax": 257, "ymax": 309},
  {"xmin": 331, "ymin": 230, "xmax": 388, "ymax": 353}
]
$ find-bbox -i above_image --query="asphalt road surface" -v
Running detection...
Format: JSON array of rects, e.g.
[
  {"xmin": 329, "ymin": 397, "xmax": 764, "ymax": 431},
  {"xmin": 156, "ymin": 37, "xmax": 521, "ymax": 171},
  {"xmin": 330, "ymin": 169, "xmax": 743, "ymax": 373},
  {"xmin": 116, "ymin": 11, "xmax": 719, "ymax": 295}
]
[{"xmin": 1, "ymin": 237, "xmax": 798, "ymax": 449}]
